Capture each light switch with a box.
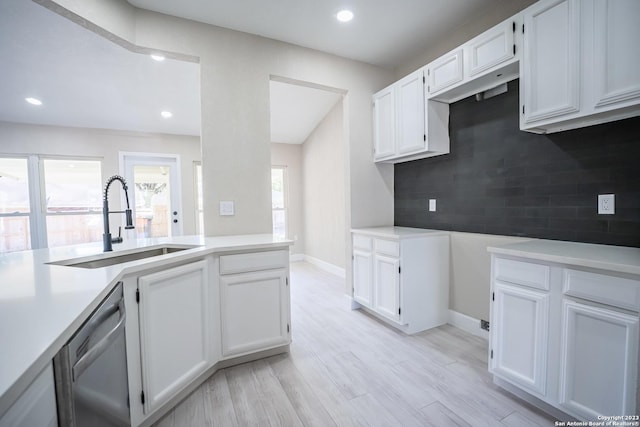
[219,201,235,216]
[429,199,436,212]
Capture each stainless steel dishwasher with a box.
[53,282,130,426]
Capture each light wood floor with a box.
[155,262,556,426]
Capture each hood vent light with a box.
[475,83,508,101]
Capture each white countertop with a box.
[352,226,449,239]
[488,239,640,276]
[0,234,291,415]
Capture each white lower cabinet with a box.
[0,363,57,427]
[491,282,549,396]
[352,249,373,307]
[219,268,290,357]
[218,250,291,358]
[351,227,449,334]
[124,247,291,426]
[137,259,212,414]
[490,253,640,420]
[559,299,639,419]
[373,254,401,322]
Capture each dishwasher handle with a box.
[73,299,126,381]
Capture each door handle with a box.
[72,299,126,381]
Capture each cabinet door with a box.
[374,254,401,322]
[396,70,426,155]
[353,249,373,307]
[373,86,395,159]
[138,260,211,413]
[220,269,290,357]
[491,282,549,396]
[522,0,580,124]
[428,49,463,94]
[592,0,640,109]
[559,299,639,419]
[466,21,515,78]
[0,363,57,427]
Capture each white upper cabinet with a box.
[396,71,426,155]
[372,86,395,160]
[591,0,640,110]
[521,0,580,126]
[521,0,640,133]
[466,20,516,78]
[428,16,521,104]
[372,69,450,163]
[428,49,463,95]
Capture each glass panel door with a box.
[122,154,182,239]
[133,165,172,238]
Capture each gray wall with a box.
[46,0,395,293]
[302,101,346,270]
[395,82,640,321]
[271,100,347,271]
[396,81,640,248]
[44,0,395,238]
[394,0,537,79]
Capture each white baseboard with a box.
[448,310,489,340]
[303,255,346,279]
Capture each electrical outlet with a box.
[429,199,436,212]
[598,194,615,215]
[219,201,235,216]
[480,319,490,331]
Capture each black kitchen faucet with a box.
[102,175,135,252]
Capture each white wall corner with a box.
[448,309,489,340]
[290,254,305,262]
[304,255,346,279]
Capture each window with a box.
[0,156,103,254]
[0,157,31,253]
[42,159,103,247]
[271,166,287,239]
[194,162,204,235]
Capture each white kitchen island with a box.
[0,234,292,426]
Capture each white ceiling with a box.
[0,0,201,136]
[127,0,510,69]
[0,0,518,142]
[270,81,342,144]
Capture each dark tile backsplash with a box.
[394,80,640,247]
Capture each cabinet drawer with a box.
[219,250,288,275]
[494,257,550,290]
[563,269,640,312]
[353,234,373,250]
[374,239,399,257]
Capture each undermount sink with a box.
[48,245,199,269]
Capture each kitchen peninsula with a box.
[0,234,292,426]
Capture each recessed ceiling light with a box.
[161,111,173,118]
[25,97,42,106]
[151,54,165,62]
[336,9,354,23]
